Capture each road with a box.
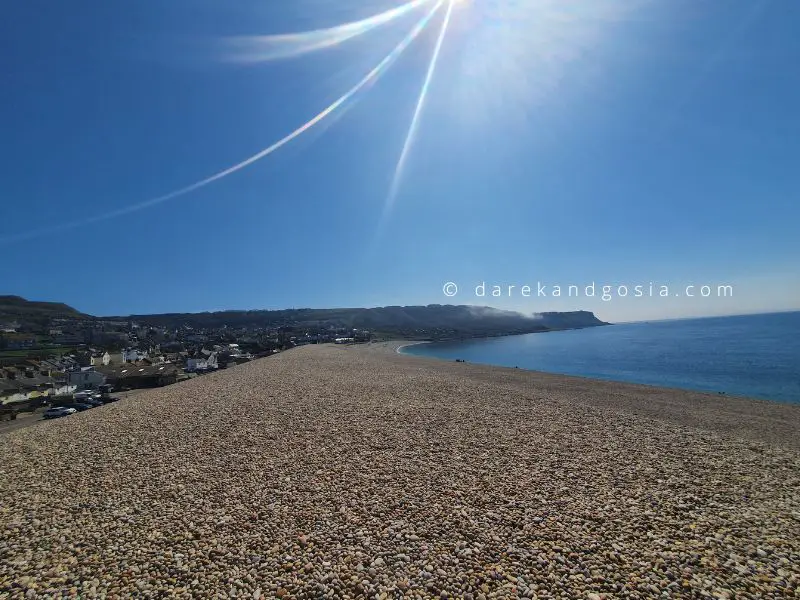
[0,407,47,436]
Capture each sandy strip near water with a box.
[1,343,798,598]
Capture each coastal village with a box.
[0,298,603,418]
[0,314,370,413]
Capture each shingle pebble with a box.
[1,343,799,599]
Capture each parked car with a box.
[70,403,94,412]
[82,398,104,408]
[43,407,76,419]
[98,384,119,403]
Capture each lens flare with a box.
[221,0,436,63]
[3,0,652,245]
[0,1,445,245]
[384,0,456,215]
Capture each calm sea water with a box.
[400,312,800,404]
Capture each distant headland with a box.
[1,296,607,342]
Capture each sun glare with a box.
[6,0,646,244]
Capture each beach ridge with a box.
[1,343,798,598]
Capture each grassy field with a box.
[0,347,76,361]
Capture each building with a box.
[53,333,86,345]
[4,337,36,350]
[0,380,25,404]
[35,356,79,375]
[122,348,147,363]
[186,352,218,372]
[0,367,62,402]
[1,321,20,333]
[90,352,112,367]
[67,367,107,390]
[98,363,179,390]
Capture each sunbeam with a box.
[383,0,456,216]
[221,0,436,63]
[0,1,445,245]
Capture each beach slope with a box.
[1,344,799,598]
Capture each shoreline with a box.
[377,337,798,407]
[393,340,430,354]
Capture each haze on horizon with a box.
[1,0,798,323]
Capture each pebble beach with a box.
[2,343,799,599]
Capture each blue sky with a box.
[1,0,798,322]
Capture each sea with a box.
[399,311,800,404]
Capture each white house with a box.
[90,352,112,367]
[53,383,77,396]
[67,367,107,390]
[186,352,218,372]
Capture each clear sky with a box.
[1,0,798,322]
